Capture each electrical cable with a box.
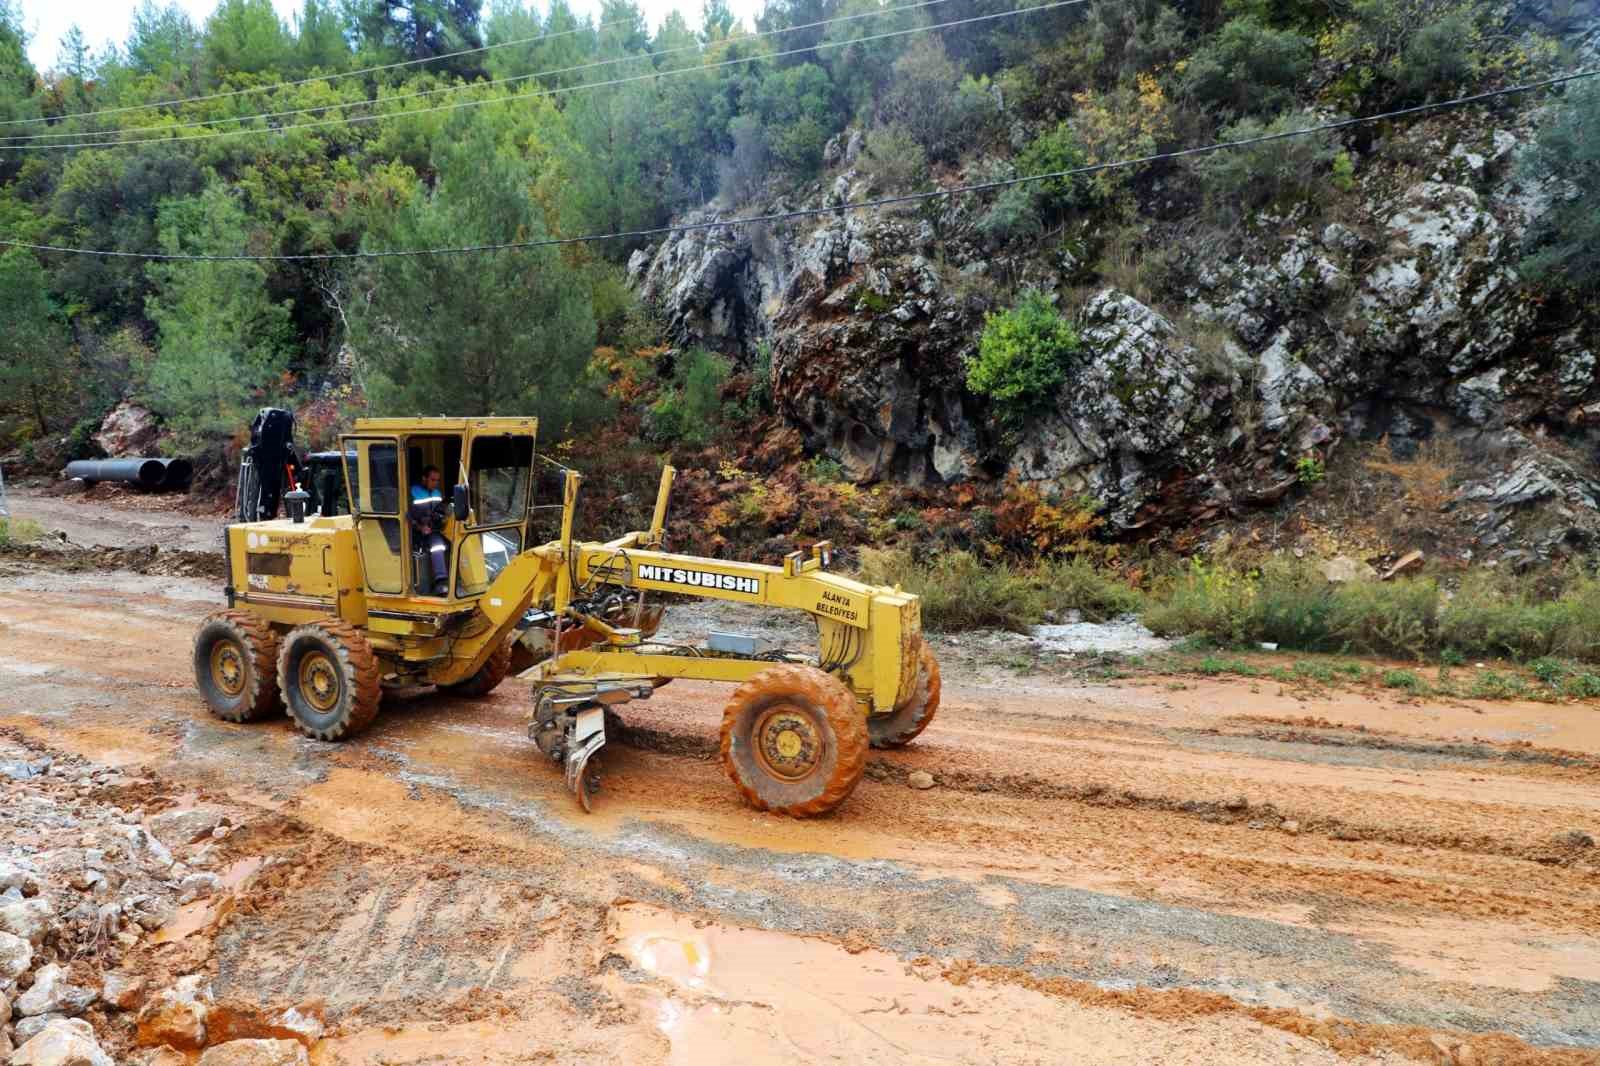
[0,0,807,128]
[5,65,1593,261]
[3,1,1088,151]
[0,0,997,145]
[1,0,1083,152]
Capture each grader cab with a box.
[194,416,939,817]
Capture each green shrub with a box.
[1016,122,1094,216]
[1520,80,1600,295]
[1563,673,1600,700]
[0,516,44,546]
[892,508,925,532]
[1143,558,1263,647]
[876,39,998,162]
[966,290,1081,431]
[977,184,1044,248]
[1295,456,1325,484]
[1037,557,1144,622]
[1469,669,1529,701]
[1382,669,1426,693]
[1197,656,1260,677]
[860,125,928,192]
[1193,110,1339,221]
[1437,572,1600,662]
[1181,16,1314,119]
[803,455,846,484]
[856,548,1043,632]
[647,348,730,447]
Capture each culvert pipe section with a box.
[65,458,189,490]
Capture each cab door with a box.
[454,431,536,597]
[340,436,408,595]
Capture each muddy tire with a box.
[719,664,867,817]
[277,620,381,741]
[193,610,280,723]
[867,639,941,749]
[444,638,513,699]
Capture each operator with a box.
[409,465,450,596]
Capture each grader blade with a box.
[564,705,607,813]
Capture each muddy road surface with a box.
[2,556,1599,1064]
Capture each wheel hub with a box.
[210,641,246,698]
[299,652,341,713]
[753,706,823,781]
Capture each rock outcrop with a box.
[630,110,1600,550]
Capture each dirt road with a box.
[3,556,1599,1064]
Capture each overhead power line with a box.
[1,1,1081,152]
[1,0,988,146]
[3,67,1593,262]
[0,4,725,128]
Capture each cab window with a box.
[469,436,533,527]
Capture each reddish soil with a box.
[2,546,1599,1063]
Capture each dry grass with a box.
[1362,435,1460,512]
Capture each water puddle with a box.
[150,856,265,944]
[605,903,1178,1066]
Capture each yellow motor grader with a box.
[193,416,939,816]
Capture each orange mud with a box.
[3,572,1600,1063]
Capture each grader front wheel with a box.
[867,638,941,749]
[193,611,280,722]
[277,621,381,741]
[719,664,867,818]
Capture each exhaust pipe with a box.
[66,457,191,490]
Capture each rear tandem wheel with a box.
[193,610,280,722]
[276,620,382,741]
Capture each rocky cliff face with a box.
[628,109,1600,557]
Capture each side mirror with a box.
[452,483,470,522]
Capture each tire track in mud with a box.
[6,573,1600,1057]
[612,710,1600,872]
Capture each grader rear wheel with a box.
[193,611,280,722]
[719,664,867,817]
[444,638,513,699]
[867,638,941,749]
[277,621,381,741]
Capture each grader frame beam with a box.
[477,468,921,714]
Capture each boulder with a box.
[0,929,32,983]
[1,987,10,1024]
[100,972,145,1011]
[1318,556,1376,584]
[0,860,37,895]
[13,1013,70,1044]
[9,1018,113,1066]
[16,964,96,1017]
[1382,550,1426,580]
[147,807,229,848]
[0,898,54,946]
[92,401,161,458]
[196,1039,310,1066]
[135,975,211,1050]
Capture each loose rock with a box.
[135,974,211,1050]
[9,1017,114,1066]
[907,771,936,790]
[100,972,145,1011]
[0,898,54,946]
[16,964,96,1017]
[1382,550,1425,581]
[196,1039,310,1066]
[0,929,32,983]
